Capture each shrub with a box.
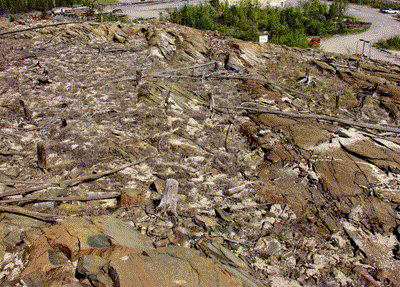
[374,36,400,50]
[168,0,349,48]
[273,30,310,48]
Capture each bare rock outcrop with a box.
[0,18,400,286]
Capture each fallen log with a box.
[216,105,400,134]
[0,21,83,36]
[0,156,154,199]
[0,206,57,222]
[0,192,120,205]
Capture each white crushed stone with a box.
[0,252,24,282]
[309,128,366,152]
[349,204,364,222]
[269,275,302,287]
[334,269,353,286]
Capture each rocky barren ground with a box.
[1,18,400,286]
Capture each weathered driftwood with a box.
[109,62,218,85]
[37,142,47,170]
[0,21,83,36]
[207,92,214,110]
[177,133,215,155]
[216,105,400,134]
[164,91,171,114]
[146,178,180,237]
[58,156,153,187]
[335,95,340,110]
[0,180,51,185]
[0,156,154,199]
[19,99,35,123]
[219,234,254,247]
[297,68,317,87]
[297,74,317,87]
[0,192,120,205]
[103,47,140,53]
[0,206,57,222]
[152,62,217,76]
[0,184,55,199]
[0,150,28,157]
[157,178,179,216]
[224,121,232,153]
[207,92,215,118]
[134,70,142,87]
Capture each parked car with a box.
[381,7,399,14]
[309,37,321,47]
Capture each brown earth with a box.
[0,18,400,286]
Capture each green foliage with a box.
[328,0,348,20]
[374,35,400,50]
[273,30,310,48]
[209,0,219,8]
[168,0,348,48]
[0,0,85,14]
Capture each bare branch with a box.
[0,206,57,222]
[0,156,154,199]
[216,105,400,134]
[0,192,120,205]
[0,21,83,37]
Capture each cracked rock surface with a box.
[0,18,400,286]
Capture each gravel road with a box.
[321,4,400,64]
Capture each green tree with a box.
[328,0,348,21]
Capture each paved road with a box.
[321,4,400,64]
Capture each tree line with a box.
[0,0,85,15]
[167,0,350,48]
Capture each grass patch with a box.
[343,24,370,35]
[339,16,371,35]
[95,12,128,22]
[374,35,400,50]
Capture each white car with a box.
[381,7,399,14]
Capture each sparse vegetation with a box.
[374,35,400,50]
[168,0,351,48]
[96,12,127,22]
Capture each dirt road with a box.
[321,4,400,64]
